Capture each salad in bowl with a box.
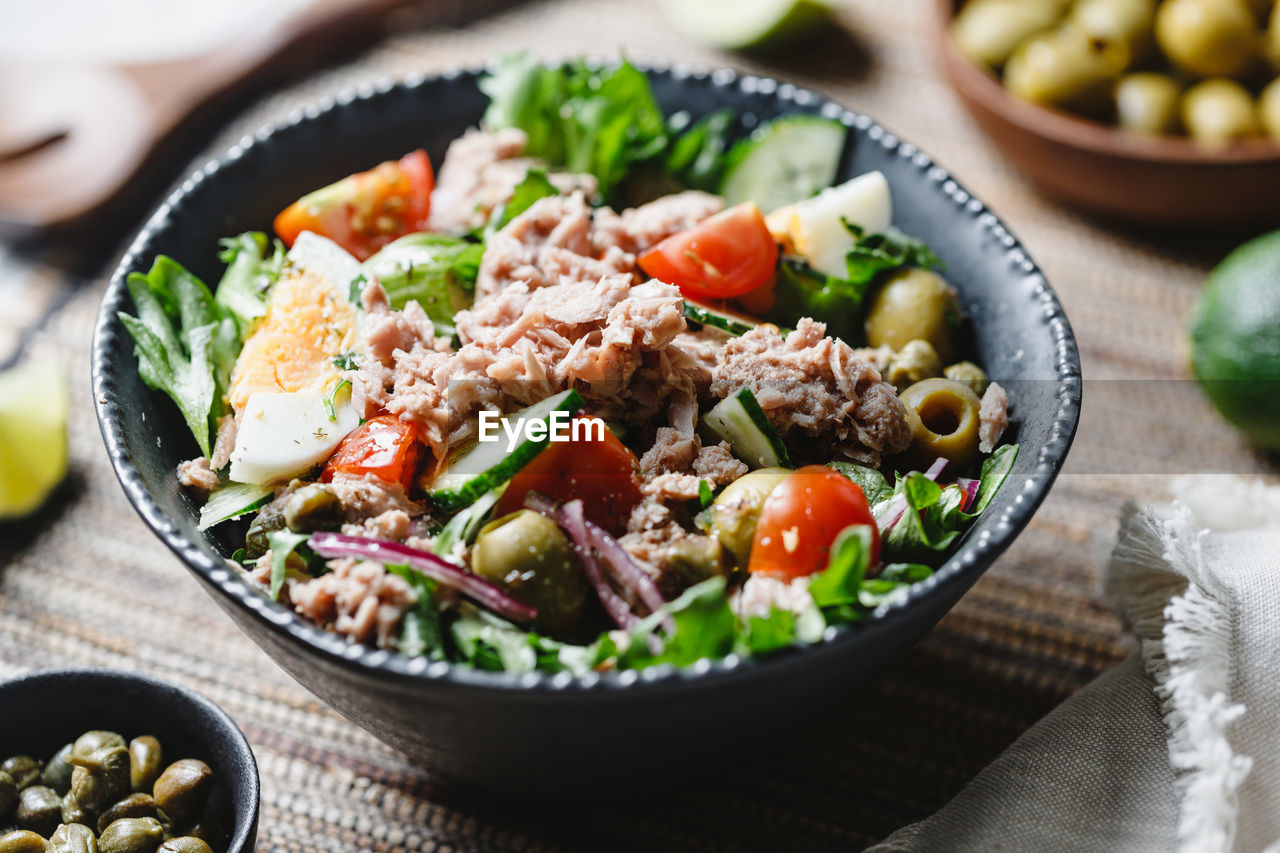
[117,56,1017,676]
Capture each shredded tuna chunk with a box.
[979,381,1009,454]
[290,557,417,648]
[210,415,237,470]
[326,473,421,523]
[711,318,911,466]
[594,190,724,255]
[177,457,219,494]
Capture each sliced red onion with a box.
[309,531,537,625]
[543,498,639,631]
[958,478,980,513]
[584,518,674,635]
[924,457,948,481]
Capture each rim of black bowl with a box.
[0,667,259,852]
[92,58,1082,695]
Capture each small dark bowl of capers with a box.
[0,669,258,853]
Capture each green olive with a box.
[897,379,984,472]
[705,468,791,568]
[1259,77,1280,137]
[70,746,130,813]
[1069,0,1156,65]
[127,738,163,795]
[1156,0,1258,78]
[72,733,125,763]
[0,770,16,818]
[1114,72,1182,134]
[245,497,286,557]
[158,840,212,853]
[97,794,159,835]
[41,745,75,796]
[884,339,943,391]
[1181,78,1261,143]
[49,822,98,853]
[865,268,963,363]
[472,510,587,635]
[16,784,62,837]
[2,756,41,790]
[284,483,342,533]
[1003,24,1123,116]
[663,535,728,587]
[61,791,89,826]
[943,361,990,396]
[98,818,164,853]
[951,0,1068,68]
[0,830,49,853]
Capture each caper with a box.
[1155,0,1258,78]
[70,747,130,813]
[61,791,89,826]
[1069,0,1155,65]
[865,268,963,364]
[705,468,791,568]
[150,761,211,824]
[2,756,41,790]
[951,0,1068,68]
[1259,77,1280,138]
[157,839,212,853]
[1114,72,1181,134]
[245,497,287,557]
[71,733,125,763]
[1181,78,1261,144]
[1003,24,1124,117]
[127,739,163,795]
[663,535,728,587]
[943,361,991,396]
[0,830,49,853]
[897,378,984,472]
[16,784,61,837]
[49,822,98,853]
[0,770,16,819]
[284,483,342,532]
[98,818,163,853]
[97,794,158,835]
[182,818,225,851]
[41,745,75,796]
[885,339,943,391]
[471,511,588,635]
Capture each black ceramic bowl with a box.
[93,61,1081,789]
[0,668,259,849]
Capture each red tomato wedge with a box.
[495,420,642,536]
[749,465,880,580]
[637,202,779,300]
[273,149,434,261]
[322,415,424,492]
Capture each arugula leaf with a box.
[828,461,893,505]
[215,232,284,336]
[665,108,733,192]
[620,577,736,669]
[384,563,445,660]
[362,233,483,337]
[267,530,311,602]
[961,443,1019,520]
[118,256,238,456]
[843,221,944,286]
[808,525,875,608]
[487,169,560,234]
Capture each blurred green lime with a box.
[659,0,839,51]
[0,361,68,519]
[1191,229,1280,450]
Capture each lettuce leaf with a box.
[215,231,284,336]
[362,233,483,337]
[619,577,736,669]
[384,563,445,660]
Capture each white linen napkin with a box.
[871,475,1280,853]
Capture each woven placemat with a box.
[2,0,1276,849]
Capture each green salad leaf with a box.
[215,232,284,336]
[450,602,599,675]
[619,577,737,669]
[266,530,311,602]
[486,169,560,235]
[961,443,1019,520]
[738,607,797,655]
[362,233,484,337]
[842,221,944,286]
[384,563,445,660]
[664,108,733,192]
[828,461,893,505]
[118,256,239,457]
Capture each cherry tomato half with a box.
[495,419,642,536]
[274,149,434,261]
[322,415,424,492]
[749,465,880,580]
[637,202,779,300]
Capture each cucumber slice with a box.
[198,481,273,531]
[429,389,583,512]
[659,0,836,51]
[721,115,846,214]
[683,300,758,336]
[703,388,791,469]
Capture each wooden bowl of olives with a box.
[0,669,258,852]
[936,0,1280,225]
